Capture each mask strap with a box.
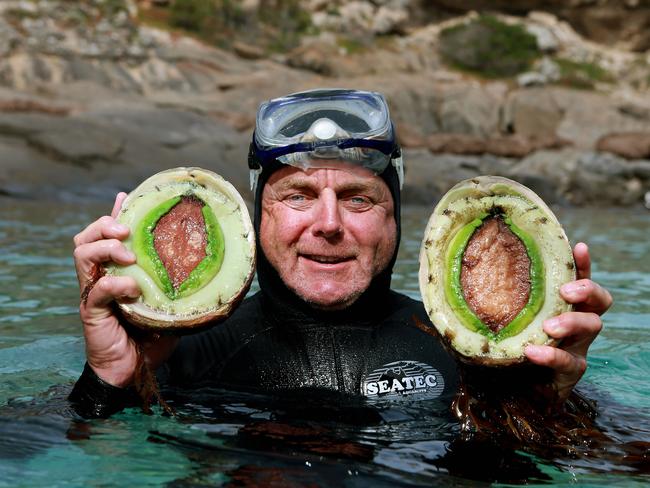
[391,154,404,189]
[250,167,262,193]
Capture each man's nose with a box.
[313,190,342,238]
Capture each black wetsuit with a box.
[69,163,459,417]
[164,290,458,397]
[69,288,459,418]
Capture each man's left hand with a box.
[525,242,613,402]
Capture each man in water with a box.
[69,89,612,417]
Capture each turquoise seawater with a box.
[0,198,648,487]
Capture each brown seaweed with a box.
[452,360,650,474]
[413,315,649,474]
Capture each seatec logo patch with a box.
[361,360,445,400]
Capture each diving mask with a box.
[248,89,403,192]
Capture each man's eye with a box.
[345,196,372,208]
[283,193,311,207]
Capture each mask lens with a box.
[278,109,372,137]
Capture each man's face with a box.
[260,164,397,310]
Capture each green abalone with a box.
[106,167,255,331]
[418,176,575,365]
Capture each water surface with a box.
[0,198,648,486]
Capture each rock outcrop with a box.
[417,0,650,52]
[0,0,648,207]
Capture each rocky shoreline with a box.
[0,1,649,208]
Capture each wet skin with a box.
[260,165,397,311]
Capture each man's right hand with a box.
[73,193,178,387]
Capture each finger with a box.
[543,311,603,340]
[111,192,128,219]
[525,344,587,401]
[525,345,586,377]
[560,279,613,314]
[73,239,136,286]
[573,242,591,280]
[83,275,141,313]
[543,311,602,357]
[73,215,129,247]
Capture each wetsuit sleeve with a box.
[68,363,140,418]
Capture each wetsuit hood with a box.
[253,161,402,324]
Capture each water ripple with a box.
[0,201,648,487]
[0,253,73,267]
[0,299,42,309]
[0,336,83,376]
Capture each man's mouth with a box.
[300,253,354,264]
